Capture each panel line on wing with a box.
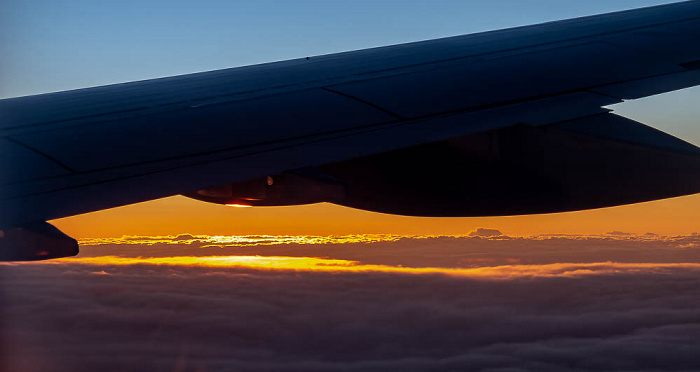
[350,15,700,77]
[7,90,617,177]
[2,11,698,133]
[2,137,75,173]
[0,91,617,202]
[321,87,404,120]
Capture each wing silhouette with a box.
[1,1,700,259]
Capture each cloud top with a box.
[4,259,700,372]
[73,233,700,269]
[15,256,700,280]
[4,233,700,371]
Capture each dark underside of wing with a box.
[1,1,700,259]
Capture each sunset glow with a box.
[5,2,700,372]
[9,230,700,276]
[10,256,700,279]
[51,193,700,239]
[77,234,407,246]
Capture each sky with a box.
[2,2,700,371]
[1,0,698,238]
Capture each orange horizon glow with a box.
[72,231,696,248]
[51,193,700,239]
[76,233,409,246]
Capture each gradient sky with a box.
[3,3,700,369]
[1,0,698,237]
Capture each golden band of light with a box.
[29,256,700,279]
[77,234,410,246]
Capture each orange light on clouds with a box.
[226,204,253,208]
[19,256,700,279]
[77,234,405,246]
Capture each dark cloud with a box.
[3,259,700,372]
[173,234,199,241]
[469,228,504,237]
[606,231,633,236]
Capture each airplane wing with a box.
[1,1,700,260]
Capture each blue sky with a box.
[0,0,688,93]
[1,0,698,144]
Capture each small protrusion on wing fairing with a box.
[184,114,700,217]
[183,168,347,208]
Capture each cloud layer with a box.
[3,255,700,372]
[76,233,700,268]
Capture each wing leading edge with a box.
[1,1,700,259]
